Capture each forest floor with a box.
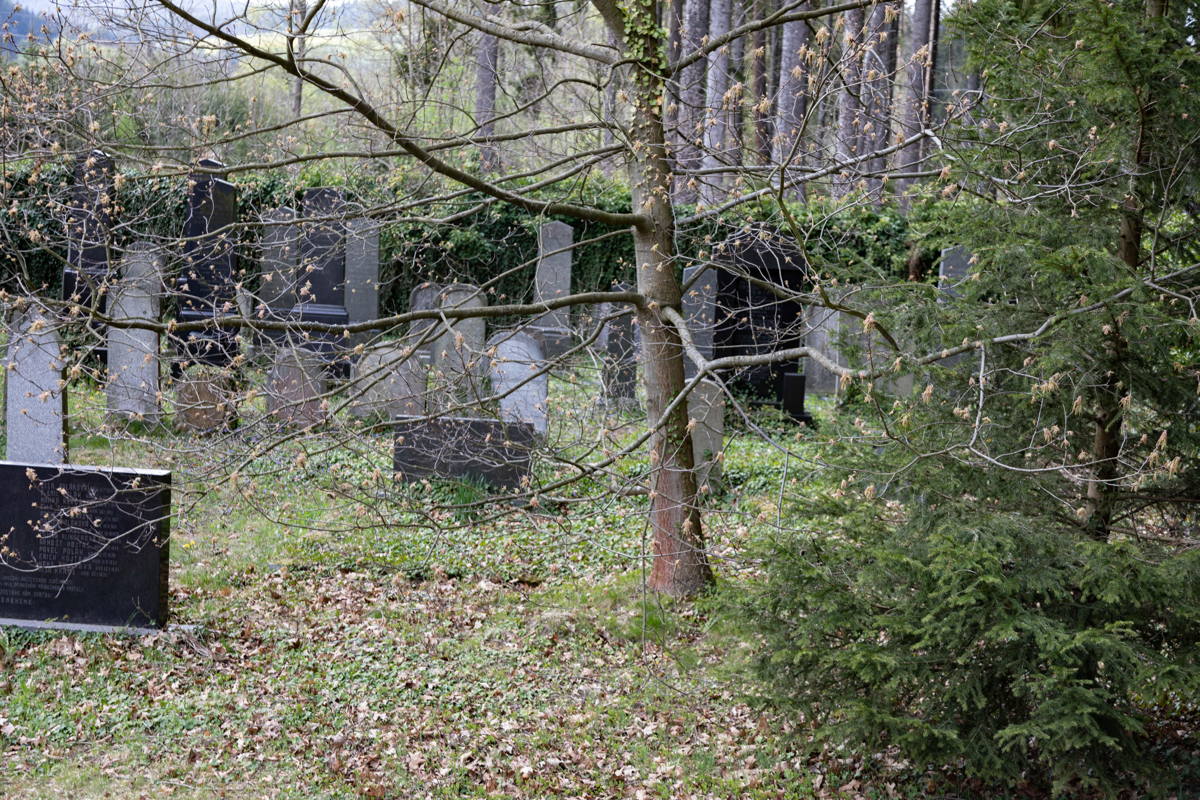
[0,393,939,800]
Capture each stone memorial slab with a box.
[62,150,114,311]
[488,330,547,435]
[267,347,327,426]
[781,371,815,426]
[803,305,844,396]
[6,307,67,464]
[687,380,725,491]
[682,266,716,381]
[393,416,536,490]
[530,221,573,357]
[174,371,237,433]
[602,287,637,409]
[350,344,427,419]
[939,246,971,301]
[345,218,381,346]
[258,206,299,322]
[107,244,162,424]
[408,282,441,365]
[292,188,350,364]
[0,461,171,631]
[433,283,487,407]
[176,158,239,366]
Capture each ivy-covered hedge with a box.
[0,158,915,319]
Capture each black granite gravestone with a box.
[0,461,171,631]
[62,150,115,310]
[713,228,813,424]
[62,150,115,360]
[393,416,536,490]
[176,158,239,366]
[291,188,350,364]
[780,371,815,426]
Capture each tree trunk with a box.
[290,0,307,117]
[751,0,773,163]
[699,0,732,207]
[832,5,866,198]
[726,9,745,171]
[665,0,685,163]
[895,0,938,203]
[474,1,500,173]
[625,0,715,596]
[772,16,810,195]
[863,2,899,201]
[676,0,710,204]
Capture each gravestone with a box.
[258,206,299,327]
[939,246,971,301]
[292,188,350,363]
[602,285,637,409]
[530,221,574,357]
[432,283,487,407]
[176,158,239,366]
[687,380,724,491]
[393,416,537,489]
[804,305,844,396]
[267,347,327,426]
[174,371,237,433]
[6,306,67,464]
[407,282,441,365]
[682,266,716,381]
[488,330,547,435]
[0,461,170,632]
[106,244,162,424]
[781,372,815,425]
[345,218,381,347]
[62,150,114,311]
[62,150,115,360]
[349,344,427,419]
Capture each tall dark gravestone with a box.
[176,158,239,366]
[292,188,350,363]
[712,228,814,424]
[0,462,171,631]
[63,150,115,359]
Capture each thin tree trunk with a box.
[751,0,773,163]
[474,1,500,173]
[290,0,307,117]
[772,16,810,195]
[666,0,685,165]
[896,0,939,203]
[833,5,866,198]
[676,0,710,205]
[699,0,732,206]
[863,2,899,201]
[625,0,714,596]
[726,9,746,171]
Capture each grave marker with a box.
[0,461,171,632]
[350,344,427,419]
[488,330,547,435]
[530,221,574,356]
[433,283,487,407]
[393,416,536,489]
[107,244,162,424]
[267,347,327,426]
[6,306,67,464]
[176,158,239,366]
[687,380,725,491]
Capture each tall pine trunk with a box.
[832,6,866,198]
[699,0,732,207]
[772,15,810,196]
[676,0,710,204]
[895,0,938,202]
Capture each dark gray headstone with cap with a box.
[63,150,114,310]
[292,188,350,364]
[176,158,239,366]
[258,206,299,322]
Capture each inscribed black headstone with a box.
[0,461,171,631]
[393,416,536,490]
[176,158,239,366]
